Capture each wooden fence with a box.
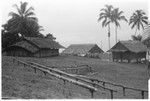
[12,58,117,99]
[74,75,148,99]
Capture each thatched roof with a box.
[108,40,147,53]
[62,44,104,54]
[4,37,65,53]
[12,40,38,53]
[24,37,65,49]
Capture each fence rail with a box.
[12,58,148,99]
[12,58,117,98]
[74,74,148,99]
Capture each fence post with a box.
[123,87,126,96]
[110,90,113,99]
[103,82,105,90]
[43,71,46,76]
[89,89,94,98]
[34,67,36,73]
[141,91,144,99]
[63,79,66,85]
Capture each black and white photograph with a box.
[1,0,150,99]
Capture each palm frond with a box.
[13,4,22,15]
[142,19,148,25]
[105,20,111,27]
[8,12,20,18]
[140,21,144,29]
[20,2,28,13]
[25,12,35,17]
[119,16,128,22]
[25,7,34,14]
[102,18,107,27]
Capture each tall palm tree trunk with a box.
[135,27,138,35]
[115,26,118,44]
[108,24,111,61]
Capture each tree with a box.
[4,1,43,36]
[98,5,114,51]
[129,10,148,35]
[112,8,127,44]
[2,2,44,48]
[45,33,56,41]
[131,35,142,41]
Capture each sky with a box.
[1,0,150,51]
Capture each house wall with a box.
[4,47,59,58]
[34,49,59,57]
[4,47,33,57]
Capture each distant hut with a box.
[62,44,104,57]
[3,37,64,57]
[108,40,147,63]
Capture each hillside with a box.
[2,56,149,99]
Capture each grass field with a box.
[2,56,149,99]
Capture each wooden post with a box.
[34,67,36,73]
[110,90,113,99]
[43,71,46,76]
[89,89,94,98]
[141,91,144,99]
[63,79,66,85]
[123,87,125,96]
[103,82,105,90]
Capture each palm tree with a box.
[6,1,42,36]
[112,8,127,44]
[98,5,114,51]
[129,10,148,35]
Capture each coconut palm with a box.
[112,8,127,44]
[6,1,42,36]
[98,5,114,51]
[129,10,148,35]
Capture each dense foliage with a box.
[2,2,44,48]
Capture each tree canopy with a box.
[129,10,148,35]
[2,1,44,48]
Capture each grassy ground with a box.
[2,56,149,99]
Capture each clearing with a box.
[2,56,149,99]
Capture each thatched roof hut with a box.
[108,40,147,63]
[3,37,64,57]
[62,44,104,57]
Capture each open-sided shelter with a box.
[108,40,147,63]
